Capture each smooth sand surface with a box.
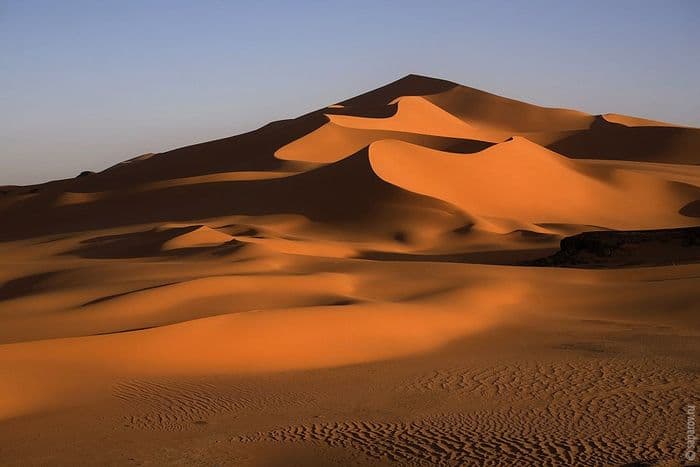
[0,74,698,466]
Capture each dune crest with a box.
[326,96,499,140]
[601,113,679,127]
[424,84,595,133]
[368,137,700,232]
[159,225,234,250]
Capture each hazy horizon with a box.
[2,0,699,185]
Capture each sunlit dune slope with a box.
[368,137,700,232]
[274,120,493,164]
[326,96,502,139]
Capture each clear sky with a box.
[2,0,699,185]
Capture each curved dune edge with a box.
[159,225,233,250]
[424,85,595,133]
[543,115,700,165]
[0,281,527,420]
[601,113,678,127]
[274,120,498,164]
[327,96,498,139]
[367,137,700,233]
[53,172,300,207]
[63,224,237,258]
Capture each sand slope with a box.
[424,84,595,133]
[369,137,700,232]
[326,96,503,140]
[545,115,700,164]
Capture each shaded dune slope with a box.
[0,148,466,241]
[424,85,595,133]
[545,115,700,165]
[334,74,458,109]
[75,113,328,190]
[68,225,236,259]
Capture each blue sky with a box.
[2,0,699,184]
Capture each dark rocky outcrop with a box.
[527,226,700,268]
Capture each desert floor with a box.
[1,242,698,465]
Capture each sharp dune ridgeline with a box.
[1,74,699,466]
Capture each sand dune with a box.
[326,96,505,140]
[369,137,700,232]
[0,147,469,243]
[274,119,494,163]
[424,83,595,133]
[67,224,237,258]
[334,73,457,108]
[1,74,699,466]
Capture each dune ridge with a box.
[369,137,700,232]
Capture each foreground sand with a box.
[0,75,698,465]
[1,245,698,465]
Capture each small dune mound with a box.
[159,225,234,251]
[70,225,235,258]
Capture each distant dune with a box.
[1,74,698,466]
